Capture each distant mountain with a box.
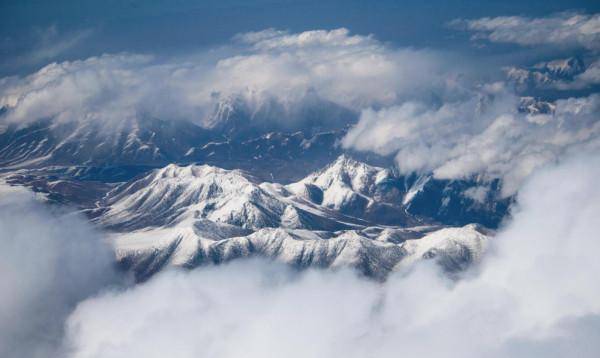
[0,117,210,168]
[205,92,357,139]
[505,57,586,92]
[532,57,586,78]
[518,97,556,115]
[401,174,511,229]
[0,115,347,183]
[184,130,345,183]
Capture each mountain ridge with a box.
[92,158,496,280]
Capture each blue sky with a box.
[1,0,598,76]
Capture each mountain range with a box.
[86,156,498,280]
[0,109,513,280]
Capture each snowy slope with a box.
[289,154,394,209]
[95,158,493,280]
[288,155,419,225]
[0,117,209,168]
[112,223,489,281]
[97,164,286,230]
[95,163,368,231]
[396,224,489,272]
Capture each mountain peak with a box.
[286,155,397,216]
[154,163,248,181]
[331,153,368,167]
[533,56,585,77]
[303,154,389,190]
[97,163,281,230]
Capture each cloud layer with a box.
[452,12,600,50]
[0,28,452,129]
[62,153,600,358]
[342,88,600,195]
[0,185,120,358]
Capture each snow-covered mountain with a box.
[90,158,496,280]
[0,108,512,280]
[0,115,347,183]
[0,101,515,225]
[518,97,556,115]
[532,57,586,78]
[205,92,356,139]
[505,57,586,92]
[288,155,417,225]
[184,130,345,182]
[113,220,489,281]
[94,163,365,231]
[0,117,210,169]
[94,156,509,231]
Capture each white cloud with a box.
[452,12,600,50]
[0,28,452,129]
[0,185,120,358]
[0,25,93,75]
[62,153,600,358]
[463,186,489,203]
[235,28,375,49]
[342,90,600,195]
[26,26,93,66]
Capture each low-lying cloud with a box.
[343,88,600,195]
[60,153,600,358]
[0,185,121,358]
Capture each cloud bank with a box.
[0,185,120,358]
[452,12,600,50]
[62,153,600,358]
[342,88,600,195]
[0,28,453,129]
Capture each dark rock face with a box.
[403,176,512,229]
